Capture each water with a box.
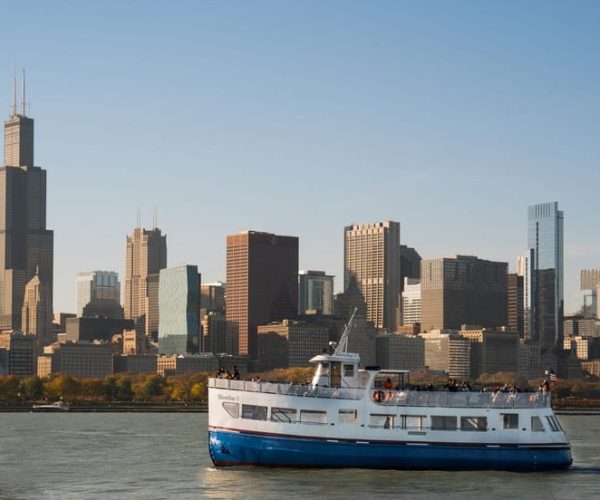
[0,413,599,499]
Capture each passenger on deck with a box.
[383,377,393,390]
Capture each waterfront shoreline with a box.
[0,404,208,413]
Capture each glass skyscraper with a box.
[527,202,564,350]
[158,265,200,354]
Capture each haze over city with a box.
[1,1,599,314]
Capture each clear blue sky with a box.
[1,1,599,314]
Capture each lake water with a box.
[0,413,599,499]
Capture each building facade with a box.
[344,221,400,331]
[298,270,334,315]
[376,333,424,371]
[0,91,53,330]
[21,272,52,342]
[226,231,298,356]
[507,273,524,337]
[124,226,167,339]
[200,282,226,314]
[76,271,120,317]
[420,255,508,332]
[401,277,421,327]
[527,202,564,351]
[158,265,200,355]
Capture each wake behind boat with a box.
[208,313,572,471]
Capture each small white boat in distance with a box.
[208,311,572,471]
[32,401,69,412]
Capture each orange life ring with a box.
[372,390,385,403]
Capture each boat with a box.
[32,401,70,412]
[208,313,572,470]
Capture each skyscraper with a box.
[298,270,334,315]
[0,78,53,330]
[527,202,564,350]
[226,231,298,356]
[124,226,167,339]
[21,271,51,342]
[76,271,121,317]
[420,255,508,331]
[344,221,400,331]
[507,273,524,337]
[158,265,200,354]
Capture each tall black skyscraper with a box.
[0,75,54,329]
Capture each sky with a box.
[0,1,599,314]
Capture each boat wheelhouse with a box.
[208,317,572,470]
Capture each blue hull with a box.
[208,429,572,471]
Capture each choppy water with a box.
[0,413,599,499]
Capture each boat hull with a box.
[208,429,572,471]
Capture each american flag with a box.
[549,369,558,383]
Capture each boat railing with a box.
[209,378,550,408]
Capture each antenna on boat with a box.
[334,307,357,355]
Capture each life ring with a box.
[372,390,385,403]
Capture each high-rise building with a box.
[579,269,600,318]
[420,255,508,331]
[202,311,227,354]
[401,277,421,327]
[226,231,298,356]
[158,265,200,355]
[298,270,334,315]
[124,226,167,339]
[376,333,424,371]
[76,271,120,317]
[200,282,226,314]
[344,221,400,331]
[0,80,53,330]
[527,202,564,350]
[580,269,600,291]
[400,245,421,282]
[507,273,524,337]
[421,330,471,379]
[21,271,52,342]
[459,326,519,378]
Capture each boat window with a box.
[552,416,563,432]
[339,409,357,424]
[460,417,487,432]
[343,364,355,377]
[241,404,267,421]
[402,415,425,430]
[370,414,395,429]
[222,402,239,418]
[502,413,519,429]
[374,373,402,390]
[531,416,545,432]
[545,416,560,432]
[431,416,457,431]
[271,407,296,423]
[300,410,327,425]
[331,362,342,388]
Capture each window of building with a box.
[431,416,457,431]
[339,409,357,424]
[460,417,487,432]
[271,407,296,423]
[370,414,394,429]
[222,402,239,418]
[531,416,545,432]
[502,413,519,429]
[241,404,267,421]
[300,410,327,424]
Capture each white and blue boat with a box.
[208,319,572,471]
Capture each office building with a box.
[346,317,377,367]
[21,271,52,342]
[124,226,167,339]
[401,277,421,327]
[0,331,36,376]
[226,231,298,356]
[579,269,600,318]
[421,255,508,331]
[334,277,367,322]
[421,330,471,379]
[39,342,113,378]
[459,326,519,378]
[298,270,334,315]
[527,202,564,350]
[200,282,226,314]
[76,271,120,317]
[0,80,54,330]
[201,311,227,354]
[344,221,400,331]
[158,265,200,355]
[64,317,134,343]
[376,333,424,371]
[507,273,524,337]
[257,320,331,370]
[114,354,158,374]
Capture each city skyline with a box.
[1,2,599,315]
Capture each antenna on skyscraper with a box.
[152,206,157,230]
[11,66,17,116]
[21,68,27,116]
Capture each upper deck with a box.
[208,378,550,410]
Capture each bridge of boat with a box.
[209,378,550,409]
